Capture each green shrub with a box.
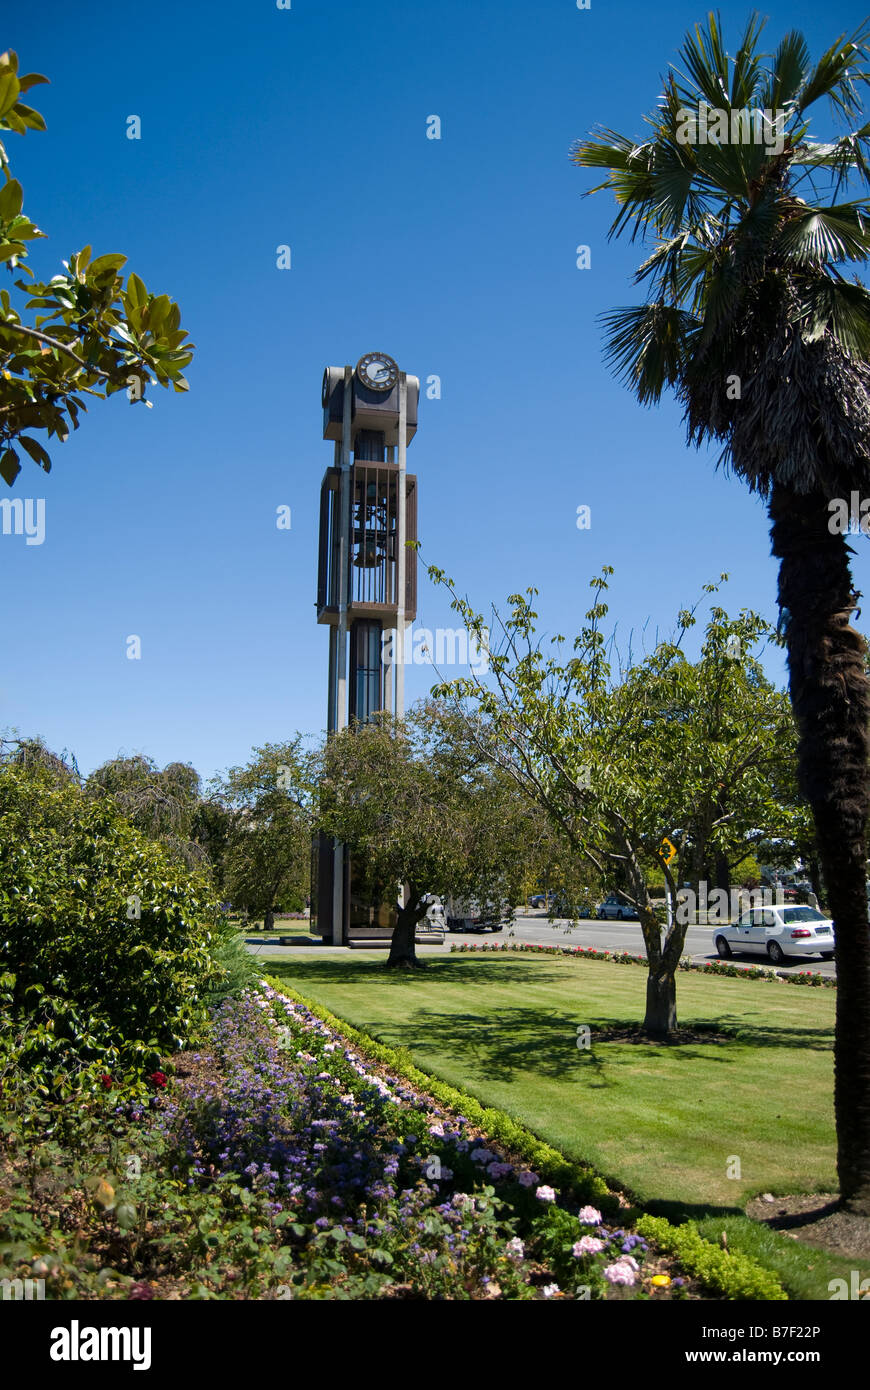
[0,763,225,1096]
[635,1216,788,1301]
[204,914,262,1005]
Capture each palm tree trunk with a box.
[770,483,870,1214]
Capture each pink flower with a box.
[577,1205,602,1225]
[604,1260,637,1286]
[535,1185,557,1203]
[573,1236,604,1256]
[505,1237,525,1260]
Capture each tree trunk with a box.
[637,898,680,1038]
[645,966,678,1039]
[263,907,275,933]
[386,901,424,969]
[808,855,825,912]
[770,484,870,1214]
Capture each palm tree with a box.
[572,11,870,1214]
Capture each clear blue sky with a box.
[2,0,868,781]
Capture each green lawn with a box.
[266,952,835,1211]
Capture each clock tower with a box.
[313,354,420,944]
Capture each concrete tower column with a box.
[395,373,407,716]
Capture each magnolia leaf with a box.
[0,447,20,485]
[19,435,50,470]
[89,252,127,277]
[0,177,23,219]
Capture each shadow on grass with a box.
[267,957,831,1064]
[268,961,828,1089]
[269,993,830,1092]
[266,956,568,989]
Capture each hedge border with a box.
[636,1217,788,1302]
[264,974,788,1302]
[449,941,836,988]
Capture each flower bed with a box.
[151,983,686,1299]
[449,940,835,987]
[0,980,788,1301]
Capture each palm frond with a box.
[730,11,768,108]
[570,128,637,172]
[730,190,783,279]
[776,202,870,266]
[634,232,691,287]
[695,255,743,337]
[798,277,870,356]
[600,303,697,403]
[763,30,811,111]
[690,129,767,200]
[792,125,870,192]
[797,21,870,121]
[676,12,731,112]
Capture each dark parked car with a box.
[596,894,639,920]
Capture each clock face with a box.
[356,352,398,393]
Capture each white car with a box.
[714,905,835,964]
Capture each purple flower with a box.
[573,1236,604,1256]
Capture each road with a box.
[445,911,837,978]
[247,909,837,978]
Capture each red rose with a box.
[100,1074,113,1089]
[149,1071,167,1089]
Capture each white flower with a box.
[505,1237,525,1260]
[535,1185,557,1203]
[577,1205,602,1225]
[541,1283,560,1298]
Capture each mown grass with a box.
[265,951,870,1299]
